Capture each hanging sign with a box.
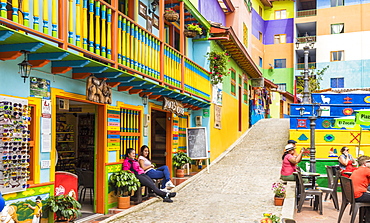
[334,116,356,129]
[355,110,370,125]
[251,78,264,87]
[162,97,184,116]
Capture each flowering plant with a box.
[186,23,203,35]
[260,213,280,223]
[272,182,285,198]
[206,50,230,85]
[165,8,176,13]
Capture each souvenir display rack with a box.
[77,114,94,170]
[0,96,30,194]
[56,114,75,172]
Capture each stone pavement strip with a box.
[102,118,290,223]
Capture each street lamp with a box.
[307,103,322,173]
[296,33,315,104]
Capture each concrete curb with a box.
[281,181,296,220]
[100,122,259,223]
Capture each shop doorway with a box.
[55,98,96,215]
[150,110,167,167]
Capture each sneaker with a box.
[160,188,171,193]
[165,180,176,189]
[162,195,173,203]
[169,192,176,198]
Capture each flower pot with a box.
[274,196,284,206]
[184,29,197,38]
[164,12,179,22]
[118,196,130,209]
[176,169,185,178]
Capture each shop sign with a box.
[162,97,184,116]
[334,117,356,129]
[355,110,370,125]
[86,76,112,104]
[251,78,264,87]
[203,109,210,118]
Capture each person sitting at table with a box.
[280,145,304,181]
[350,155,370,203]
[138,145,176,192]
[338,147,357,175]
[123,148,176,203]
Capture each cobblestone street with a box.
[102,118,290,223]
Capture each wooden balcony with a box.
[0,0,211,108]
[297,9,317,18]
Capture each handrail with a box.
[296,9,317,18]
[0,0,211,102]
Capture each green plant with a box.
[260,213,280,223]
[206,50,230,85]
[109,170,141,197]
[296,65,329,94]
[45,195,81,222]
[186,23,203,35]
[172,152,192,169]
[271,182,286,198]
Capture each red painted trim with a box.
[29,60,50,68]
[149,95,161,100]
[0,51,22,61]
[105,162,122,166]
[29,181,54,188]
[128,89,143,94]
[106,82,120,88]
[52,67,72,74]
[117,86,133,91]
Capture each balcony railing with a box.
[296,62,316,70]
[0,0,211,102]
[297,9,317,18]
[296,35,316,43]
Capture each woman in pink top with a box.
[138,145,175,192]
[280,144,304,181]
[123,148,176,203]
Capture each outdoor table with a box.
[301,172,320,189]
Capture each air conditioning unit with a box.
[143,114,150,127]
[195,116,202,127]
[58,99,69,111]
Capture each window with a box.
[331,51,344,61]
[331,23,344,34]
[243,74,249,103]
[230,68,236,96]
[259,32,263,42]
[274,59,286,68]
[277,83,286,92]
[243,23,248,47]
[259,6,263,17]
[274,34,286,44]
[244,0,252,12]
[275,10,286,19]
[331,0,344,7]
[331,78,344,88]
[259,57,262,67]
[120,107,142,159]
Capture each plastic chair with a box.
[326,165,341,200]
[317,168,340,210]
[296,172,323,215]
[281,218,296,223]
[337,176,370,223]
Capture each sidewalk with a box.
[294,192,351,223]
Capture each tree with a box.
[296,65,329,94]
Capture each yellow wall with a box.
[264,0,294,20]
[270,92,281,118]
[290,129,370,159]
[209,93,249,161]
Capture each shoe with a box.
[169,192,176,198]
[160,188,170,193]
[162,195,173,203]
[165,180,176,189]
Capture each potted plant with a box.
[164,8,179,22]
[172,152,192,178]
[271,182,286,206]
[206,50,230,85]
[45,195,81,222]
[260,213,280,223]
[108,170,141,209]
[184,23,203,38]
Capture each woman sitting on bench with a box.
[123,148,176,203]
[138,145,176,192]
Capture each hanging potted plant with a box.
[164,8,179,22]
[172,152,192,178]
[271,182,286,206]
[206,50,230,85]
[45,194,81,222]
[109,170,141,209]
[184,23,203,38]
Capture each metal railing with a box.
[296,62,316,70]
[297,9,317,18]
